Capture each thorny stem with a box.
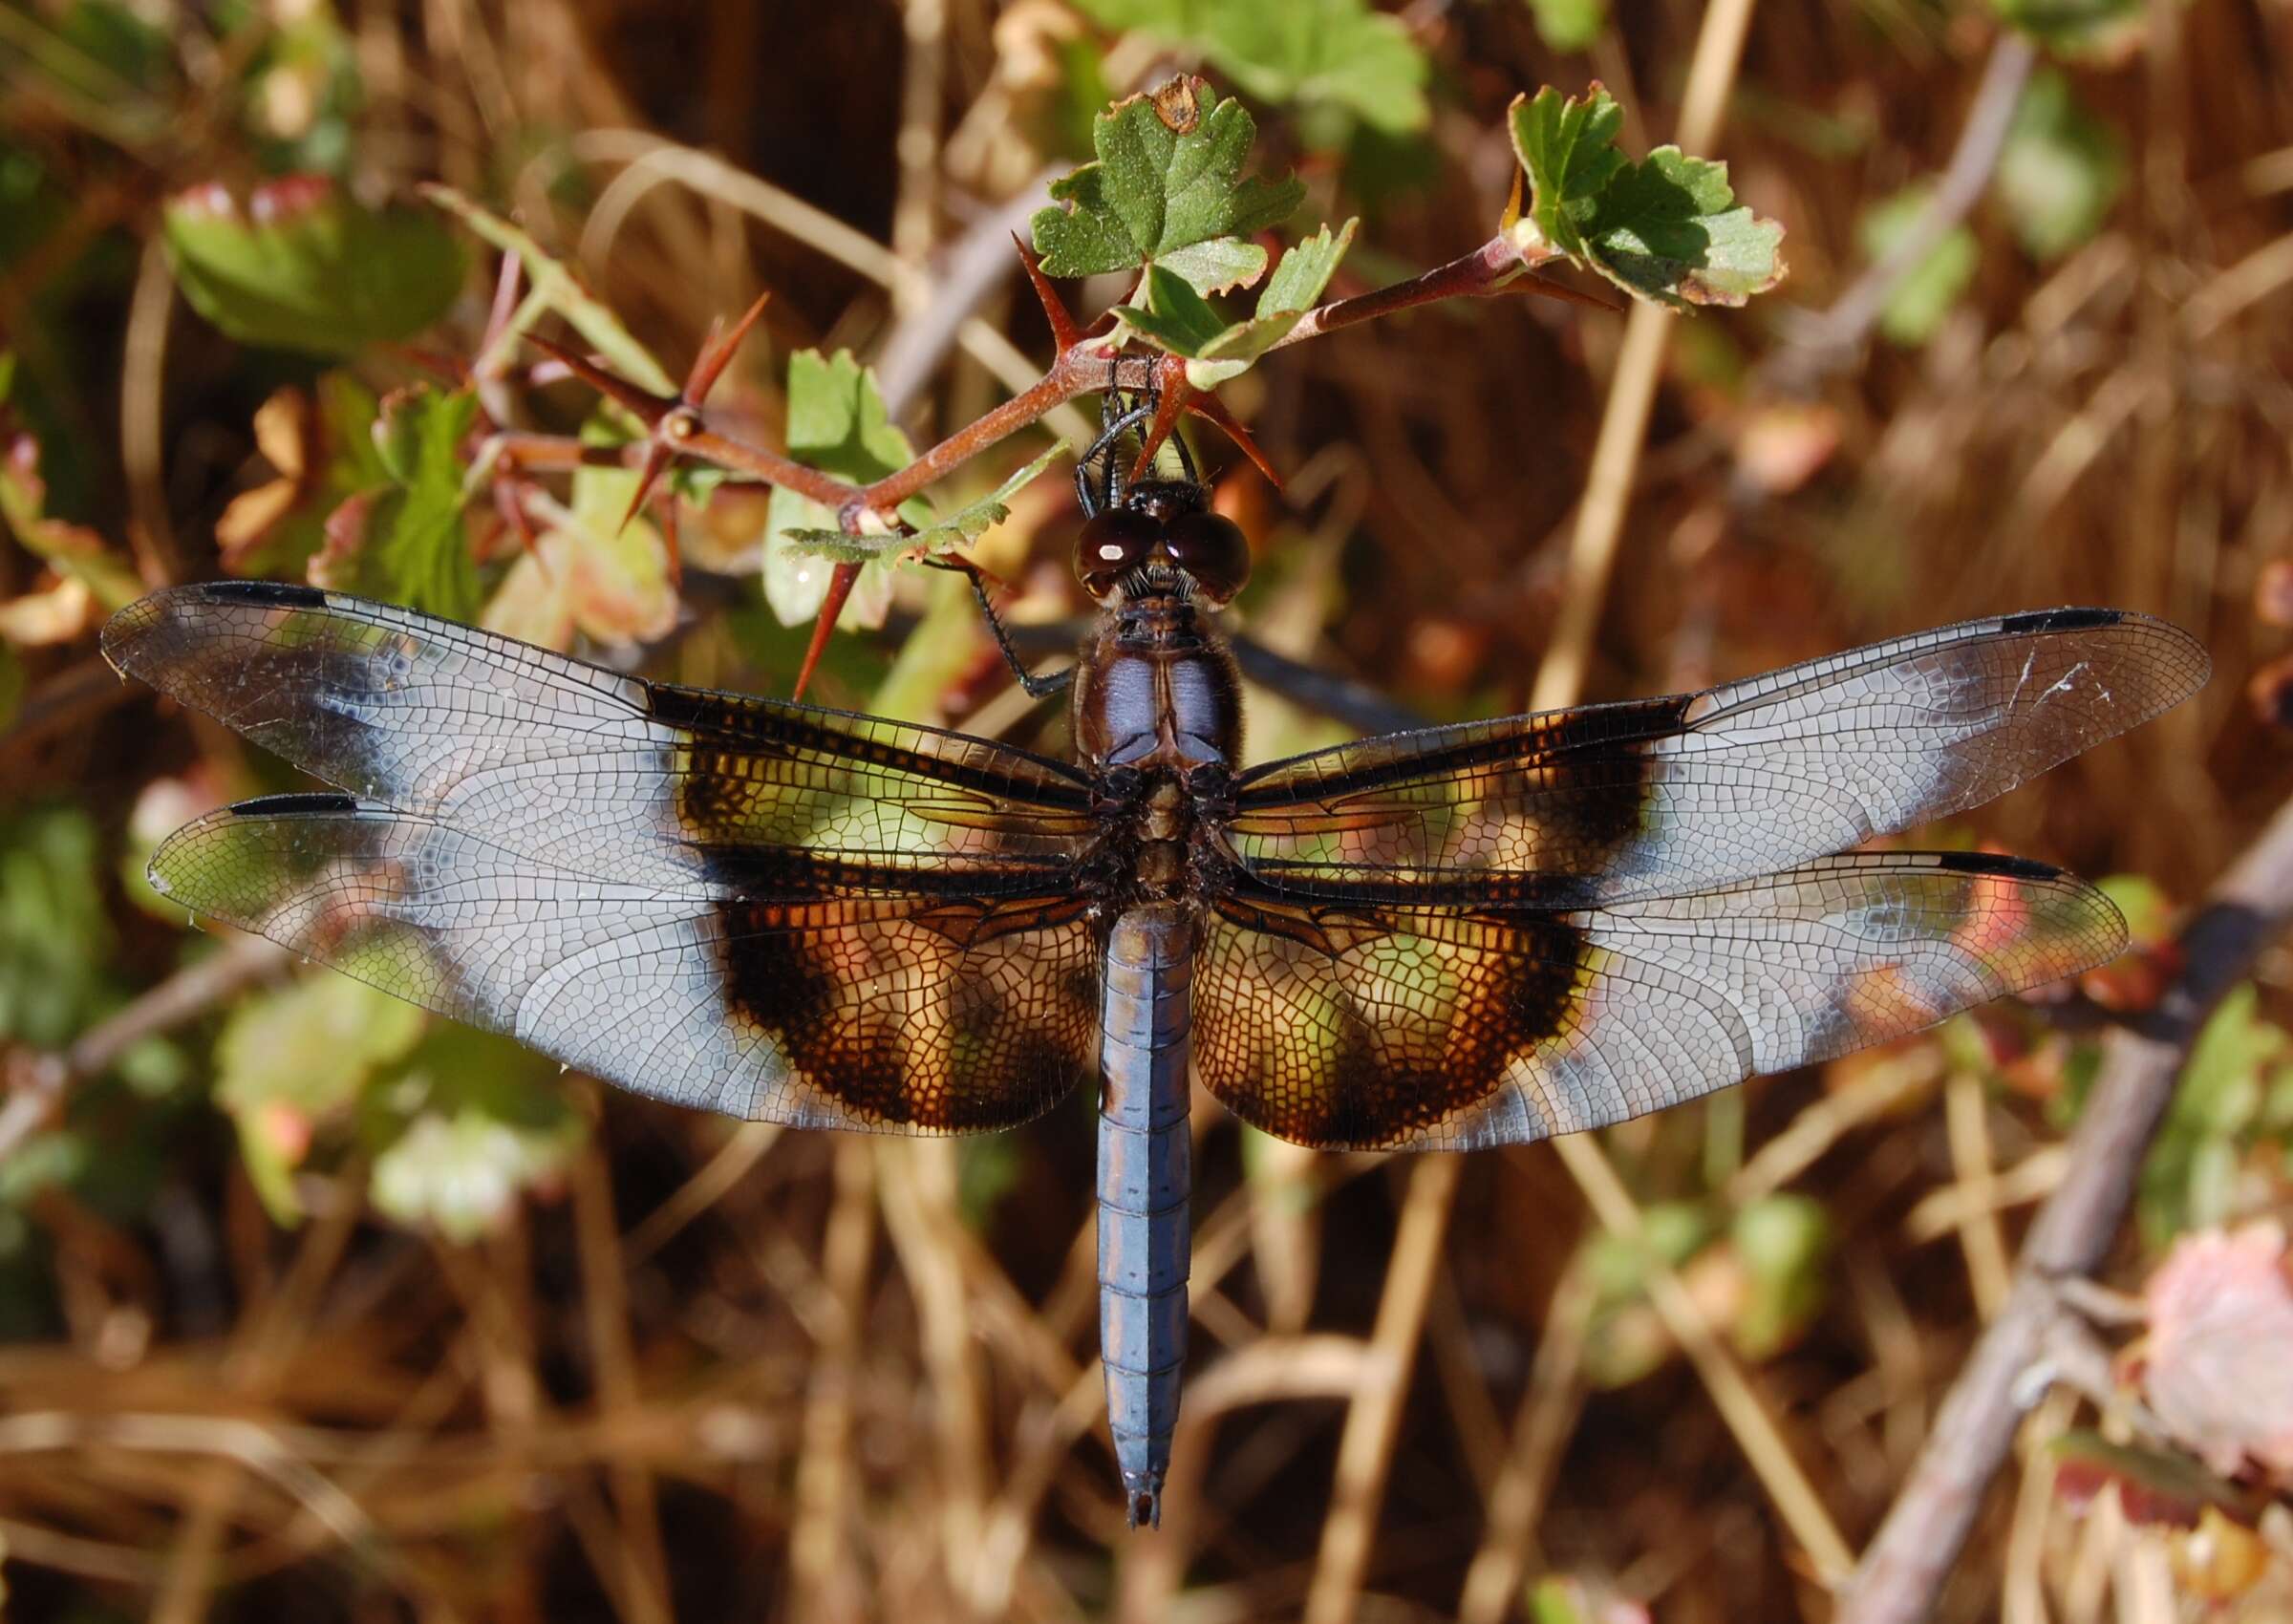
[1273,233,1588,353]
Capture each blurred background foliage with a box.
[0,0,2288,1619]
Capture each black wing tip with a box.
[227,791,363,817]
[1931,850,2069,882]
[1998,607,2126,635]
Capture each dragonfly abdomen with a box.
[1097,903,1195,1529]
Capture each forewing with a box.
[152,794,1098,1133]
[1195,852,2125,1149]
[103,583,1098,890]
[1228,609,2207,901]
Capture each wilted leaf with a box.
[163,177,464,355]
[1031,76,1304,292]
[1996,70,2124,263]
[484,424,680,651]
[310,384,482,618]
[2138,1222,2293,1479]
[217,374,389,579]
[2049,1430,2264,1528]
[1856,184,1979,347]
[1509,85,1786,308]
[0,422,145,612]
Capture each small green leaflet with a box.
[1857,185,1978,347]
[1995,69,2123,263]
[1118,220,1359,389]
[1508,84,1786,309]
[1068,0,1428,134]
[163,178,465,356]
[1525,0,1605,53]
[1031,76,1305,295]
[420,183,676,395]
[762,350,925,629]
[785,442,1066,564]
[311,384,483,619]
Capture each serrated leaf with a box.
[1509,85,1786,309]
[1031,76,1303,290]
[311,385,482,618]
[163,177,464,356]
[1183,218,1360,387]
[0,424,144,612]
[1996,69,2124,263]
[1857,184,1979,347]
[420,183,675,395]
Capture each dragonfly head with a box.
[1075,485,1251,608]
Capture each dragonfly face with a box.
[99,420,2209,1528]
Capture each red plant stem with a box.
[854,347,1159,516]
[1274,233,1557,351]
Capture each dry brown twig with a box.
[1839,789,2293,1624]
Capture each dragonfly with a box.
[101,392,2207,1528]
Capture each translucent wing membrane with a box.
[149,794,1098,1132]
[110,584,1106,1133]
[1195,852,2126,1149]
[1228,609,2209,902]
[103,583,1099,888]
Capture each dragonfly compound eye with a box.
[1162,511,1251,604]
[1076,509,1161,599]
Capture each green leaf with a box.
[1118,220,1359,385]
[214,973,426,1224]
[1117,265,1234,356]
[1988,0,2141,46]
[162,177,464,356]
[1526,0,1606,53]
[1188,218,1359,387]
[1995,70,2124,263]
[762,350,919,630]
[420,184,676,396]
[0,808,112,1051]
[1728,1194,1831,1360]
[366,1026,584,1244]
[1031,76,1304,293]
[1857,184,1979,347]
[311,385,482,618]
[787,442,1066,564]
[1071,0,1430,134]
[1508,84,1787,308]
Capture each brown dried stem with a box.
[1837,788,2293,1624]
